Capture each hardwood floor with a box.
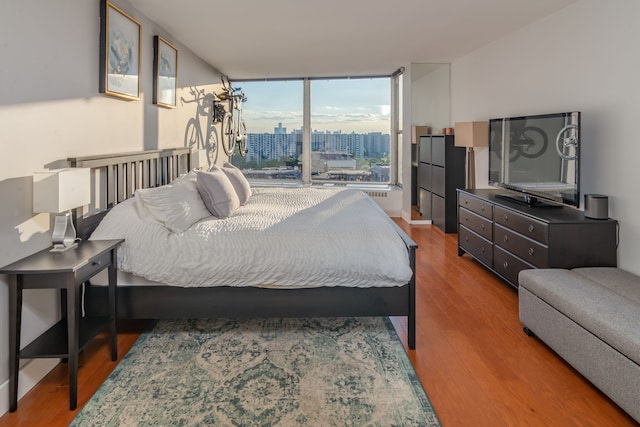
[1,222,637,426]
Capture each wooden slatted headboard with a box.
[69,148,191,239]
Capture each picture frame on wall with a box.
[153,36,178,108]
[99,0,141,100]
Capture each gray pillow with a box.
[221,162,252,205]
[196,167,240,218]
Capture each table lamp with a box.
[454,121,489,189]
[33,168,91,252]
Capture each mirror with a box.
[408,63,451,221]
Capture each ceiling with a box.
[127,0,578,80]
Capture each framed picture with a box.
[153,36,178,108]
[99,0,141,100]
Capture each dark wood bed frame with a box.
[69,148,418,349]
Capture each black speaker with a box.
[584,194,608,219]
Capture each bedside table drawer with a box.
[77,251,112,283]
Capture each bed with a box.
[69,148,418,349]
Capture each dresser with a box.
[418,135,465,233]
[457,188,618,288]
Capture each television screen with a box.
[489,112,580,207]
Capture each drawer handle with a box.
[464,236,469,242]
[528,224,534,233]
[480,247,485,254]
[529,248,534,256]
[503,261,509,269]
[92,260,103,267]
[504,214,508,221]
[481,206,485,212]
[465,217,469,222]
[481,224,485,230]
[503,235,508,243]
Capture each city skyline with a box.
[243,123,390,163]
[249,122,391,136]
[236,78,391,134]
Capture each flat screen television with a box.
[488,111,581,207]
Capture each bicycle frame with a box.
[217,76,247,157]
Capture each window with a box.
[310,78,390,183]
[230,80,303,181]
[231,76,394,184]
[394,72,403,186]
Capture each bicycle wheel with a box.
[518,126,548,159]
[237,118,247,157]
[493,129,522,162]
[221,112,235,156]
[555,124,578,160]
[184,119,201,151]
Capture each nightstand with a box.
[1,239,124,411]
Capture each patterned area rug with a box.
[71,317,440,426]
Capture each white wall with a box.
[0,0,222,413]
[411,64,451,133]
[451,0,640,273]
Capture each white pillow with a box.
[134,177,211,233]
[221,162,252,205]
[196,167,240,218]
[172,169,198,185]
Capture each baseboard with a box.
[0,358,60,416]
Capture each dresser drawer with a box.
[76,251,112,283]
[431,165,445,197]
[431,136,446,167]
[494,206,548,244]
[432,194,445,229]
[419,188,431,219]
[419,136,431,163]
[418,163,430,190]
[459,226,493,267]
[494,224,549,268]
[459,207,492,240]
[458,192,493,220]
[493,246,535,287]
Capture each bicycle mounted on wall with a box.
[214,76,248,157]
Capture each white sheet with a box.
[89,187,413,289]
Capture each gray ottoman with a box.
[519,267,640,423]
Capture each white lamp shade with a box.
[33,168,91,213]
[454,121,489,148]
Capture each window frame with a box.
[231,70,403,186]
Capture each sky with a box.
[235,78,391,134]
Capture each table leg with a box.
[66,274,80,410]
[108,248,118,361]
[8,275,22,412]
[60,288,68,363]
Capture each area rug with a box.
[70,317,440,426]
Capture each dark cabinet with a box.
[457,188,618,289]
[418,135,465,233]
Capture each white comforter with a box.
[90,187,413,289]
